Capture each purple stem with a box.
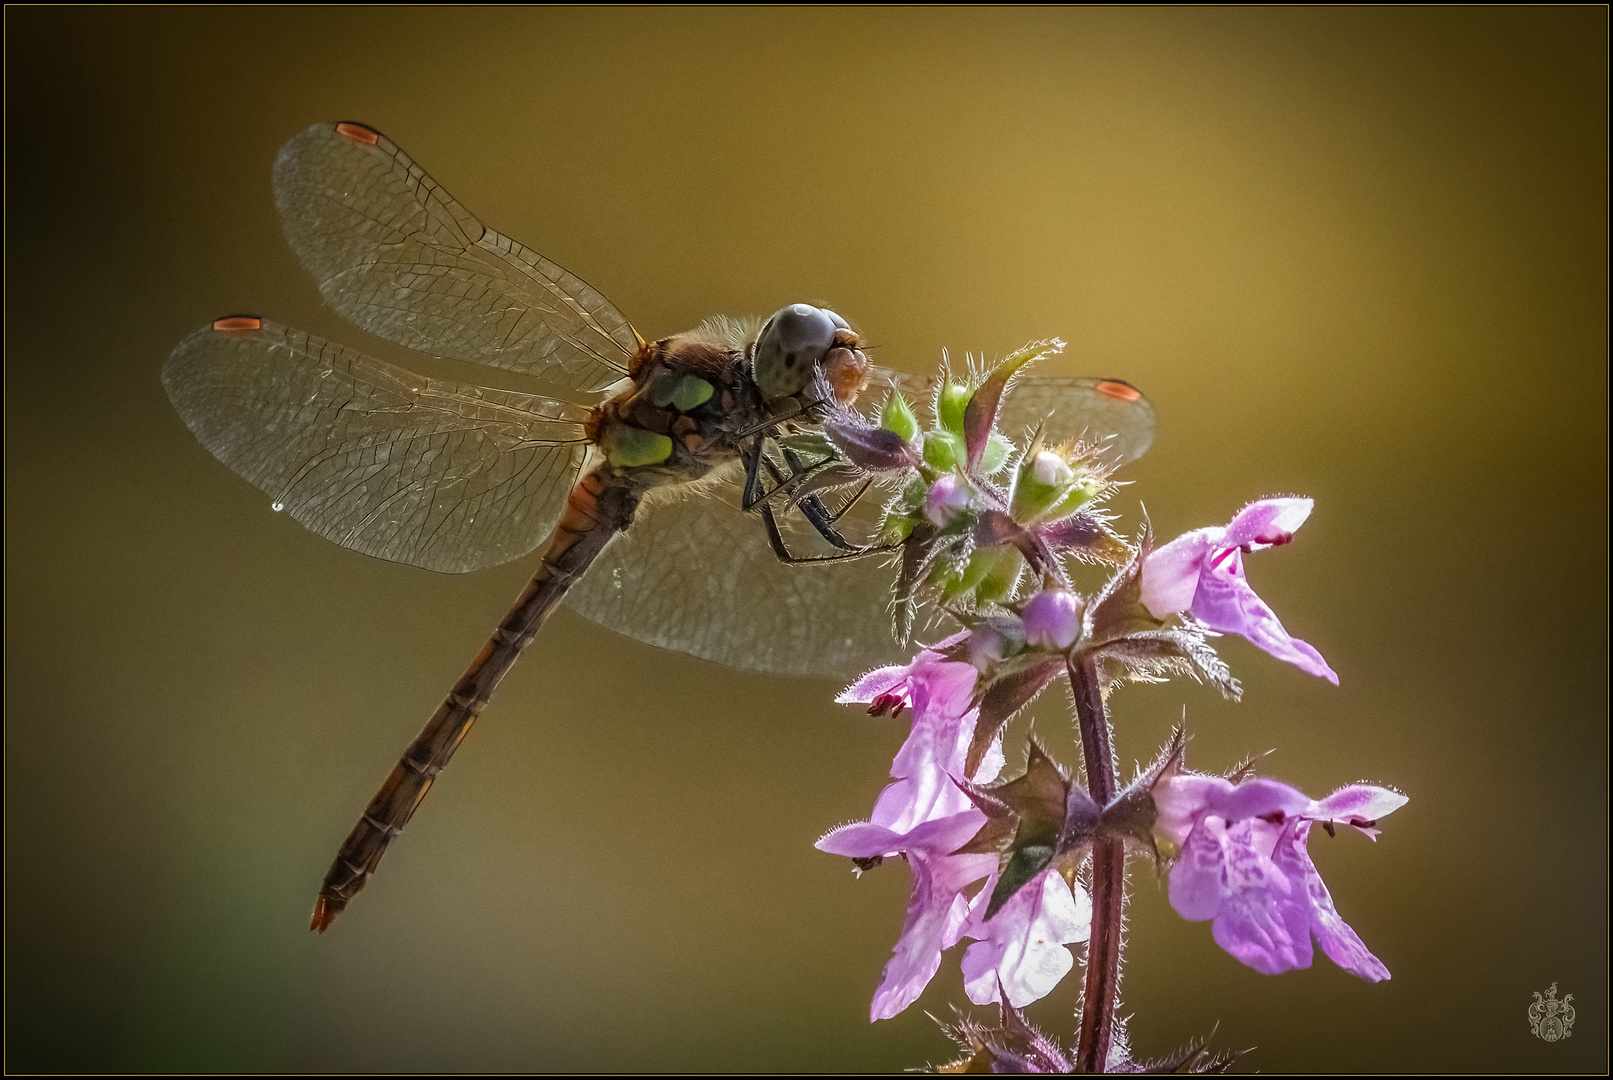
[1070,655,1122,1073]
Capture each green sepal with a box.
[1011,454,1102,523]
[880,393,921,444]
[980,432,1013,475]
[1042,474,1104,520]
[880,512,919,544]
[922,429,964,471]
[897,475,929,513]
[937,381,972,433]
[972,545,1024,604]
[936,546,996,602]
[985,844,1055,919]
[955,740,1074,919]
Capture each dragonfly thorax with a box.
[590,331,763,483]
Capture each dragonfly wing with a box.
[273,122,637,393]
[164,318,590,574]
[869,367,1156,466]
[566,475,948,679]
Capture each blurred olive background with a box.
[6,7,1606,1074]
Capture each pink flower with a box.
[820,634,1086,1020]
[924,473,974,526]
[1154,768,1406,981]
[960,867,1090,1008]
[1140,498,1339,684]
[818,812,997,1019]
[835,635,1002,833]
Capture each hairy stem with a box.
[1070,655,1122,1073]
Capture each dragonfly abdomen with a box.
[310,467,643,932]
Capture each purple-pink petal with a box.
[960,870,1090,1007]
[1191,547,1339,684]
[870,850,990,1020]
[1173,818,1312,975]
[816,821,905,860]
[837,664,909,707]
[1203,776,1313,824]
[1152,772,1309,849]
[1140,498,1339,684]
[835,640,997,836]
[1222,498,1313,551]
[866,814,999,1020]
[1169,809,1395,981]
[1168,817,1236,921]
[1272,821,1391,981]
[1310,785,1409,830]
[1151,772,1227,849]
[1140,529,1216,617]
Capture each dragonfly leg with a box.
[825,477,876,526]
[742,443,839,513]
[792,495,857,550]
[762,503,896,564]
[732,396,824,440]
[740,435,770,510]
[772,446,865,550]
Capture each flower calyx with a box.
[952,737,1180,918]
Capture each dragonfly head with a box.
[751,303,865,405]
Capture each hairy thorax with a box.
[586,331,766,488]
[586,318,870,493]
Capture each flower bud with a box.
[968,623,1011,671]
[922,429,964,471]
[924,473,974,526]
[1022,588,1082,651]
[937,381,972,433]
[1012,450,1098,523]
[1031,450,1074,488]
[879,393,920,445]
[980,432,1013,475]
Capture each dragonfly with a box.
[163,121,1157,932]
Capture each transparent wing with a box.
[163,318,591,574]
[869,367,1156,466]
[273,121,637,393]
[566,474,949,679]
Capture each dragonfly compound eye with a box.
[752,303,838,401]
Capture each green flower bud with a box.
[922,429,965,471]
[980,432,1013,475]
[1011,449,1094,522]
[937,381,972,433]
[880,393,920,445]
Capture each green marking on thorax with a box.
[670,376,715,412]
[604,424,674,467]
